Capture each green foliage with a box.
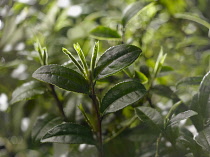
[101,80,146,114]
[32,65,89,94]
[94,44,142,80]
[1,0,210,156]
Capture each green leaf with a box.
[41,123,96,145]
[198,71,210,120]
[62,48,84,74]
[195,126,210,152]
[175,13,210,29]
[101,80,146,114]
[90,41,99,72]
[32,64,89,94]
[11,81,45,104]
[169,110,197,126]
[73,43,89,77]
[135,71,148,84]
[32,114,62,142]
[135,106,164,131]
[94,44,142,80]
[176,77,202,88]
[122,2,155,26]
[90,26,121,40]
[190,94,204,131]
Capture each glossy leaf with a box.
[122,2,155,26]
[41,123,96,145]
[32,114,62,142]
[90,26,121,40]
[94,44,142,80]
[169,110,197,126]
[195,126,210,152]
[11,81,45,104]
[176,77,202,88]
[198,71,210,119]
[135,106,164,131]
[32,64,89,94]
[101,80,146,114]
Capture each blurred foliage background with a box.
[0,0,210,156]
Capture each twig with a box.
[49,84,67,121]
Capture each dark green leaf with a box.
[32,114,62,142]
[90,26,121,40]
[41,123,96,145]
[195,126,210,152]
[32,64,89,94]
[152,85,180,102]
[101,80,146,114]
[11,81,45,104]
[135,106,164,131]
[176,77,202,88]
[198,71,210,119]
[169,110,197,126]
[122,2,155,26]
[190,94,204,131]
[94,44,142,80]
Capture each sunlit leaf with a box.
[90,26,121,40]
[169,110,197,126]
[11,81,45,104]
[135,71,148,84]
[101,80,146,114]
[41,123,96,145]
[122,2,155,26]
[32,64,89,94]
[94,44,142,80]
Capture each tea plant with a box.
[2,0,210,157]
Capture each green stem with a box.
[49,84,67,122]
[90,83,103,157]
[155,133,162,157]
[104,116,137,144]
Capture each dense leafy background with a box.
[0,0,210,157]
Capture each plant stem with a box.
[49,84,67,121]
[155,133,162,157]
[90,83,103,157]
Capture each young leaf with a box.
[122,2,155,26]
[90,26,121,40]
[11,81,45,104]
[90,41,99,72]
[41,123,96,145]
[135,71,148,84]
[62,48,84,74]
[169,110,197,126]
[101,80,146,114]
[135,106,164,131]
[195,126,210,152]
[94,44,142,80]
[32,64,89,94]
[73,43,89,77]
[198,71,210,120]
[32,114,62,142]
